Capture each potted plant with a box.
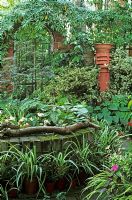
[0,150,19,198]
[55,151,78,191]
[6,145,43,195]
[0,185,8,200]
[43,160,56,194]
[45,148,78,192]
[92,15,114,58]
[38,152,56,194]
[67,135,98,185]
[90,10,116,91]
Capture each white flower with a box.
[29,117,33,121]
[9,116,15,121]
[24,123,30,128]
[0,110,2,114]
[19,117,25,123]
[37,113,45,117]
[44,120,50,126]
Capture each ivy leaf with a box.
[102,108,111,117]
[119,107,129,112]
[112,115,119,123]
[94,106,101,111]
[97,113,103,119]
[105,116,113,124]
[109,103,119,111]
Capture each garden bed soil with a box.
[8,187,83,200]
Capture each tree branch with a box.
[0,120,100,137]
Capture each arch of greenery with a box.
[1,0,132,56]
[1,1,92,48]
[0,0,131,98]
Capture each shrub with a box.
[38,66,98,102]
[110,48,132,95]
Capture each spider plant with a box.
[67,135,98,175]
[4,145,43,189]
[0,185,8,200]
[50,149,78,180]
[0,148,17,187]
[92,124,123,166]
[82,170,112,200]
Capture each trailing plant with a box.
[1,0,94,57]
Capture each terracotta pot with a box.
[77,170,88,185]
[95,43,113,66]
[95,43,113,54]
[8,188,18,198]
[56,178,66,191]
[94,43,112,92]
[45,181,55,193]
[70,178,77,189]
[23,177,39,195]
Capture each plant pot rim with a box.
[95,43,113,46]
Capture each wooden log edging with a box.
[0,120,100,138]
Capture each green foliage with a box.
[56,192,67,200]
[1,0,91,41]
[0,185,8,200]
[114,195,132,200]
[0,96,90,126]
[89,95,132,127]
[92,3,132,45]
[3,145,43,187]
[1,0,131,58]
[91,122,123,166]
[109,152,132,181]
[46,148,78,180]
[67,135,99,175]
[110,48,132,94]
[36,66,98,102]
[83,151,132,200]
[82,170,112,200]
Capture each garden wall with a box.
[0,130,93,155]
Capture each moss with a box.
[38,129,90,141]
